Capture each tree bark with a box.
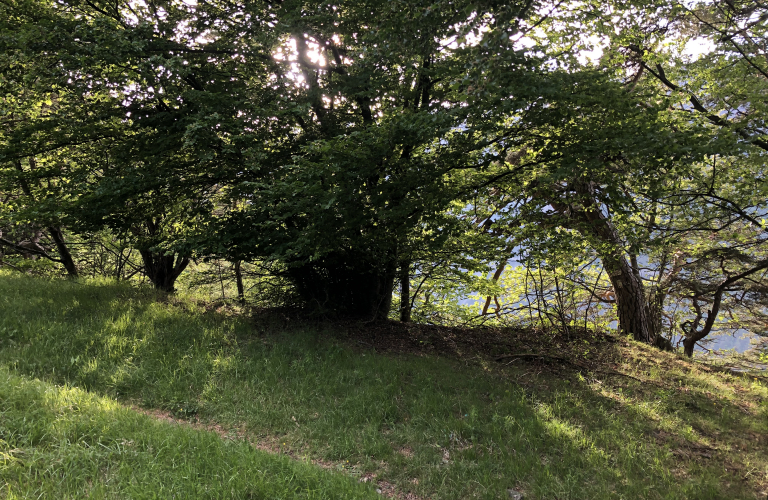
[683,258,768,356]
[47,226,79,277]
[399,260,411,322]
[482,263,506,316]
[234,260,245,304]
[138,249,190,292]
[13,159,79,277]
[604,252,653,343]
[570,182,658,344]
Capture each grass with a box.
[0,366,379,499]
[0,272,767,499]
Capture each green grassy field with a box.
[0,272,766,499]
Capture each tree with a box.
[445,0,768,351]
[608,0,768,353]
[3,0,766,348]
[0,92,80,276]
[2,0,547,316]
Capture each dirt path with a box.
[132,406,422,500]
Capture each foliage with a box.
[177,258,299,308]
[1,0,767,344]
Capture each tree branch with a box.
[0,238,63,263]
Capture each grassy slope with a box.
[0,367,379,499]
[0,273,766,499]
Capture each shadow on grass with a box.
[0,273,766,499]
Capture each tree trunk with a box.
[12,159,79,277]
[287,250,396,320]
[399,260,411,322]
[138,250,190,292]
[234,260,245,304]
[571,182,657,344]
[682,337,697,357]
[603,252,653,343]
[682,258,768,357]
[47,226,79,277]
[578,201,673,351]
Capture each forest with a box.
[2,0,768,358]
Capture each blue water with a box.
[700,334,758,352]
[685,331,764,354]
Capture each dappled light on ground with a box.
[1,274,766,499]
[0,366,377,499]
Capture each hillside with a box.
[0,273,766,499]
